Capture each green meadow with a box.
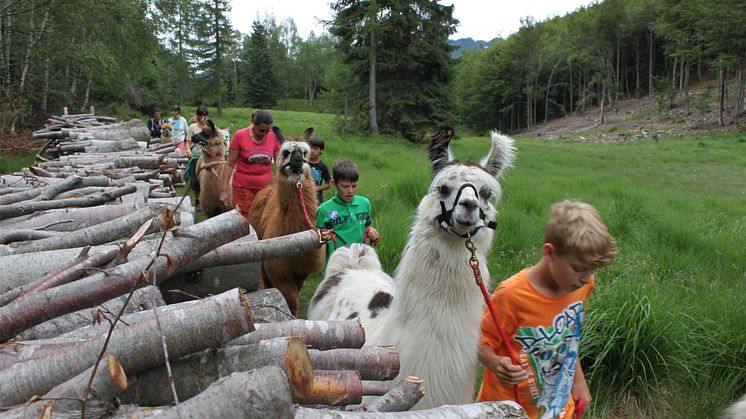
[8,106,744,417]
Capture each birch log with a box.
[0,209,252,342]
[363,377,424,412]
[120,336,313,405]
[308,347,400,381]
[0,202,137,231]
[111,367,294,419]
[0,205,165,256]
[0,354,127,419]
[229,319,366,350]
[0,287,254,405]
[293,401,529,418]
[0,184,137,220]
[297,370,363,406]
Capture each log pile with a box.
[0,113,526,417]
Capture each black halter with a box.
[436,183,497,238]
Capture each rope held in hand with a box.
[297,180,335,247]
[465,237,521,406]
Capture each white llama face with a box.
[428,165,502,236]
[277,141,311,181]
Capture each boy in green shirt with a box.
[316,160,380,260]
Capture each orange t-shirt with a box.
[476,268,594,419]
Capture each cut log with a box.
[110,367,294,419]
[293,401,529,418]
[0,288,254,405]
[0,184,137,220]
[0,205,165,256]
[363,377,424,412]
[308,347,399,381]
[296,370,362,406]
[362,380,391,396]
[0,209,251,342]
[0,229,60,244]
[0,354,127,419]
[0,247,117,308]
[228,319,365,350]
[0,202,137,231]
[120,336,313,406]
[17,285,164,342]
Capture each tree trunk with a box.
[719,66,726,126]
[111,367,294,419]
[120,336,313,406]
[0,247,117,307]
[0,288,254,405]
[297,370,362,406]
[0,202,137,232]
[308,346,399,381]
[0,210,252,342]
[294,401,529,417]
[0,205,164,256]
[0,175,112,205]
[229,319,365,350]
[0,185,137,221]
[649,29,654,96]
[19,285,164,342]
[544,55,564,124]
[1,354,127,419]
[368,1,379,136]
[363,376,424,412]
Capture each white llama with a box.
[308,128,516,410]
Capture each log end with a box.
[106,354,129,390]
[285,336,314,400]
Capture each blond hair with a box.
[545,200,618,267]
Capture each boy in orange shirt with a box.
[477,200,618,419]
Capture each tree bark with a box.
[229,319,365,350]
[0,354,127,419]
[0,185,137,221]
[120,336,313,406]
[110,367,294,419]
[17,285,164,342]
[0,202,137,231]
[0,175,112,205]
[368,1,379,136]
[0,210,252,342]
[0,229,59,244]
[0,205,165,256]
[0,247,117,308]
[308,346,399,381]
[296,370,362,406]
[363,376,424,412]
[361,380,391,396]
[0,288,254,405]
[294,401,528,417]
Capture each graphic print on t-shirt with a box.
[513,301,584,418]
[247,153,272,165]
[311,165,324,186]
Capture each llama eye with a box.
[480,188,492,200]
[282,150,290,158]
[438,185,450,196]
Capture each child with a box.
[169,105,189,155]
[476,200,618,419]
[315,160,379,261]
[308,135,331,204]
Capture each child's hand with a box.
[365,227,380,244]
[572,363,592,410]
[478,344,527,385]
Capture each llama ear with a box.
[428,127,455,176]
[303,127,314,140]
[480,131,516,178]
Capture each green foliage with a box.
[244,21,276,108]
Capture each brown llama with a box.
[248,127,324,315]
[195,122,232,218]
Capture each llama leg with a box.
[273,280,300,316]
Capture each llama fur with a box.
[249,128,324,315]
[309,129,516,409]
[196,130,232,218]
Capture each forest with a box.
[0,0,744,140]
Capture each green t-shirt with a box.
[315,193,372,260]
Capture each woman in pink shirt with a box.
[220,110,282,217]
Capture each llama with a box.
[308,128,516,410]
[249,127,324,315]
[195,123,232,218]
[160,121,173,145]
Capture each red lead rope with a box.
[297,181,336,248]
[466,238,522,406]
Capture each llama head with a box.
[161,121,173,140]
[276,126,315,183]
[424,128,516,238]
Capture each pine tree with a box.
[243,20,276,109]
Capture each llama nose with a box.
[459,198,478,211]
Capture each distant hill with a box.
[448,37,499,58]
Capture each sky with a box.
[229,0,597,41]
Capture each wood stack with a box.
[0,113,525,417]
